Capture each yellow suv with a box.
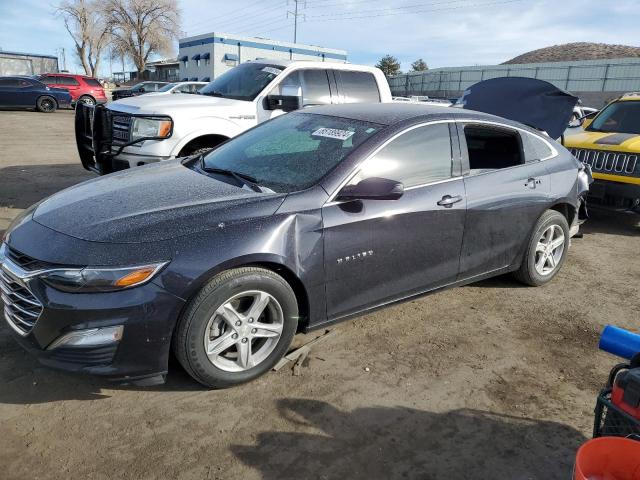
[564,93,640,211]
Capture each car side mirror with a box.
[337,177,404,201]
[266,85,302,112]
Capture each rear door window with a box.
[58,76,80,86]
[335,70,380,103]
[84,78,102,87]
[463,124,524,174]
[39,76,59,84]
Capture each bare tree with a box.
[104,0,181,75]
[57,0,111,76]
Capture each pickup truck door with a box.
[322,122,466,320]
[257,69,335,123]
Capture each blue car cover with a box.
[459,77,579,139]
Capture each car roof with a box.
[302,103,530,130]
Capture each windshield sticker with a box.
[261,67,282,76]
[312,128,355,141]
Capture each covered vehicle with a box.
[565,92,640,212]
[2,102,589,388]
[0,76,72,112]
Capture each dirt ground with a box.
[0,110,638,480]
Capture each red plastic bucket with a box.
[574,437,640,480]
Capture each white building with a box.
[178,32,347,81]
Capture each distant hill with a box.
[503,42,640,64]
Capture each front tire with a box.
[514,210,570,286]
[173,267,298,388]
[36,96,57,113]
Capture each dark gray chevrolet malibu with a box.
[1,104,590,388]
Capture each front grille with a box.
[0,268,43,336]
[6,245,52,271]
[569,148,638,177]
[112,113,132,145]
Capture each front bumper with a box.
[1,246,185,382]
[588,178,640,211]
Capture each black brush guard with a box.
[75,103,115,175]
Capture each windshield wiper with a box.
[201,90,225,97]
[200,156,262,192]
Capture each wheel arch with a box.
[36,94,58,108]
[174,254,311,333]
[549,201,577,228]
[176,133,230,157]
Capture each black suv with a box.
[111,81,169,101]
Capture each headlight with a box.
[41,262,168,293]
[131,117,172,141]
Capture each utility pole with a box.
[287,0,306,43]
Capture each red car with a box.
[36,73,107,106]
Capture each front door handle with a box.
[437,195,463,208]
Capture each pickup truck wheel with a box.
[514,210,569,286]
[36,96,57,113]
[173,267,298,388]
[78,95,95,106]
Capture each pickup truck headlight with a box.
[41,262,168,293]
[131,117,172,141]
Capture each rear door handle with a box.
[437,195,463,208]
[525,177,542,189]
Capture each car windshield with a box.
[587,101,640,134]
[199,63,284,101]
[158,83,177,92]
[199,112,381,193]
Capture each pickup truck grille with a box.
[112,113,132,145]
[1,268,42,336]
[568,148,638,177]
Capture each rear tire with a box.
[36,96,57,113]
[514,210,569,286]
[77,95,95,106]
[173,267,298,388]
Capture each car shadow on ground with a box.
[0,164,94,210]
[581,208,640,237]
[231,398,586,480]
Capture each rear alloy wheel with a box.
[78,95,95,106]
[514,210,569,286]
[36,96,57,113]
[174,267,298,388]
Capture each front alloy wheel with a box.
[174,267,298,388]
[205,291,284,372]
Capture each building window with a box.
[223,53,238,66]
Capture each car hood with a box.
[108,94,251,116]
[564,130,640,150]
[32,161,286,244]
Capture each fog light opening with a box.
[47,325,124,350]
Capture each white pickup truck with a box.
[76,59,392,174]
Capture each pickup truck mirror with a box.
[337,177,404,201]
[266,85,302,112]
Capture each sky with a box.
[0,0,638,76]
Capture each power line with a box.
[287,0,306,43]
[306,0,493,19]
[306,0,528,21]
[186,1,286,35]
